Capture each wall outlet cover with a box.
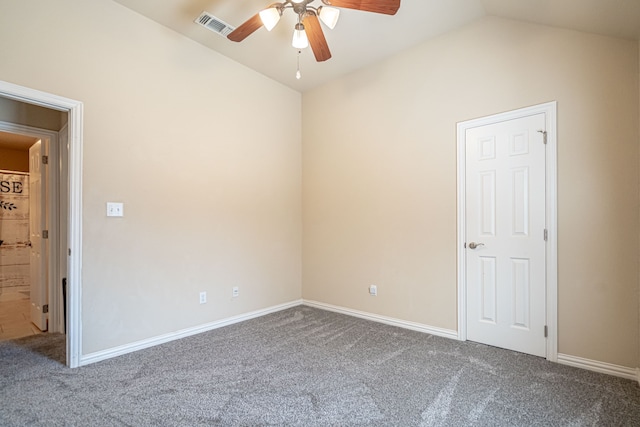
[106,202,124,217]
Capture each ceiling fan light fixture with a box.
[318,6,340,29]
[292,23,309,49]
[259,7,281,31]
[226,0,401,63]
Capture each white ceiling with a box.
[113,0,640,92]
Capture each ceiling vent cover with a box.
[195,12,235,37]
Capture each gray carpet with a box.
[1,306,639,426]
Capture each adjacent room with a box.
[0,0,639,424]
[0,132,38,340]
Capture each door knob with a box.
[468,242,484,249]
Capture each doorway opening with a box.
[0,125,62,340]
[0,80,83,368]
[456,102,558,361]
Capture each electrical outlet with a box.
[199,291,207,304]
[369,285,377,296]
[232,286,239,298]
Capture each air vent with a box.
[195,12,235,38]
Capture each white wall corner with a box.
[303,299,459,340]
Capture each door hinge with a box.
[544,325,548,338]
[42,230,49,239]
[543,229,548,241]
[42,155,49,165]
[43,304,49,314]
[537,130,547,145]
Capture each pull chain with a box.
[296,50,302,80]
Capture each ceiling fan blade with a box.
[227,13,263,42]
[303,13,332,62]
[324,0,400,15]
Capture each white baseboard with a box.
[80,299,303,366]
[557,353,639,383]
[79,298,639,386]
[303,299,459,340]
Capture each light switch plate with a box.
[106,202,124,217]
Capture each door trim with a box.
[0,80,83,368]
[456,102,557,361]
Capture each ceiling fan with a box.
[227,0,401,63]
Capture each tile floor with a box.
[0,287,43,341]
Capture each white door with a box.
[465,113,546,357]
[29,140,47,331]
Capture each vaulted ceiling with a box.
[92,1,640,91]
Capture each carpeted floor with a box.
[1,306,639,426]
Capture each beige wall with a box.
[0,147,29,172]
[303,17,640,368]
[0,0,302,354]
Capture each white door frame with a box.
[457,101,558,361]
[0,80,83,368]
